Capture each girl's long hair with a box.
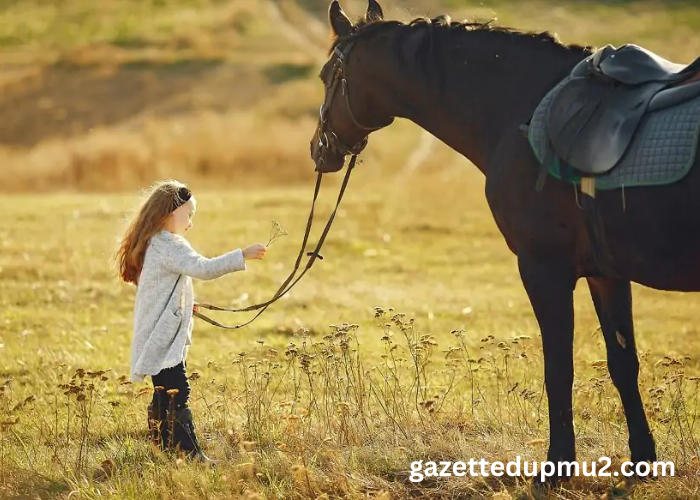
[116,180,191,285]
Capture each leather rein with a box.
[192,40,381,329]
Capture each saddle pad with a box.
[527,75,700,190]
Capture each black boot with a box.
[170,407,214,463]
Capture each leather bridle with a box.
[193,38,382,329]
[315,40,385,166]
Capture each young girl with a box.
[116,180,266,462]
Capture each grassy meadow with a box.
[3,0,700,499]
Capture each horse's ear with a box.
[329,1,353,37]
[366,0,384,22]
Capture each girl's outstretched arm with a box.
[158,232,246,280]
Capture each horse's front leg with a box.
[518,254,577,483]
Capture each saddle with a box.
[545,44,700,176]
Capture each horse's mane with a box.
[330,14,591,89]
[331,14,590,55]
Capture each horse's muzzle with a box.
[311,138,346,173]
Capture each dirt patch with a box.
[0,59,275,147]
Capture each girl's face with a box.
[165,198,196,236]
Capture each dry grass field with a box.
[3,1,700,499]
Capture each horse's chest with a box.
[488,171,578,245]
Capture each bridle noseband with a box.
[315,40,386,168]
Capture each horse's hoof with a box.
[532,473,570,489]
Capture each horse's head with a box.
[310,0,395,173]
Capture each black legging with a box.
[150,362,190,414]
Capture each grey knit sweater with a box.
[130,230,246,382]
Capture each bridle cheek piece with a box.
[314,42,383,167]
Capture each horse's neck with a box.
[385,35,586,174]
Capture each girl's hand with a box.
[242,243,267,260]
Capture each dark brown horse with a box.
[309,0,700,483]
